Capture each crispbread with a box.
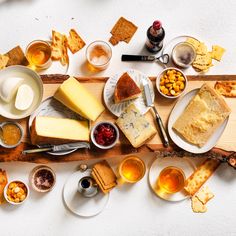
[51,30,64,60]
[67,29,85,54]
[191,196,207,213]
[186,38,200,49]
[184,159,220,196]
[211,45,225,61]
[214,81,236,97]
[173,83,231,147]
[60,35,69,66]
[92,169,116,190]
[0,54,9,69]
[0,169,8,204]
[195,186,214,204]
[5,46,29,66]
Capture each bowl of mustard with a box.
[0,121,24,148]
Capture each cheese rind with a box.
[31,116,89,145]
[54,77,105,121]
[116,104,156,148]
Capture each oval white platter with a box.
[103,69,155,117]
[168,88,229,154]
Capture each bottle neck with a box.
[150,26,162,37]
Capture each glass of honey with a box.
[86,40,112,71]
[26,40,52,71]
[156,166,186,194]
[118,156,146,184]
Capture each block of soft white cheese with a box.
[15,84,34,111]
[0,77,24,103]
[54,77,105,121]
[31,116,90,145]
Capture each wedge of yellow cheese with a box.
[31,116,89,145]
[54,77,105,121]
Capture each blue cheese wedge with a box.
[116,104,156,148]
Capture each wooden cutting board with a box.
[0,74,236,163]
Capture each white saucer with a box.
[63,169,109,217]
[149,157,196,202]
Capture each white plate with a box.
[149,157,196,202]
[168,88,229,153]
[0,65,43,119]
[29,97,88,155]
[63,169,109,217]
[103,69,155,117]
[162,35,199,72]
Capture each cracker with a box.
[0,169,8,204]
[184,159,220,196]
[196,42,208,55]
[67,29,85,54]
[51,30,64,60]
[211,45,225,61]
[192,53,212,71]
[186,37,200,49]
[60,35,69,66]
[214,81,236,97]
[109,17,138,46]
[195,186,214,204]
[0,54,9,69]
[92,168,116,189]
[5,46,29,66]
[191,196,207,213]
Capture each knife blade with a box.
[22,142,90,154]
[143,80,169,147]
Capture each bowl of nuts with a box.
[4,180,29,205]
[156,68,187,99]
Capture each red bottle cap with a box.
[153,20,162,30]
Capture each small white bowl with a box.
[4,180,29,205]
[90,121,119,149]
[156,67,188,99]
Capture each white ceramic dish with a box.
[168,88,229,153]
[90,121,119,149]
[4,180,29,205]
[103,69,155,117]
[156,67,187,99]
[0,65,43,119]
[63,169,109,217]
[28,97,88,156]
[149,157,196,202]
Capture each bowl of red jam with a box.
[91,121,119,149]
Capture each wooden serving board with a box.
[1,74,236,164]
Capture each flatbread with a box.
[0,54,9,69]
[67,29,85,54]
[214,81,236,97]
[5,46,29,66]
[184,159,220,196]
[195,186,214,204]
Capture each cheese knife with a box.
[142,79,169,147]
[22,142,90,154]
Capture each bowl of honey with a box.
[0,121,23,148]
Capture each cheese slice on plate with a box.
[31,116,89,145]
[116,103,156,148]
[172,83,231,147]
[54,77,105,121]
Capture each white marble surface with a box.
[0,0,236,235]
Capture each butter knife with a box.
[22,142,90,154]
[142,80,169,147]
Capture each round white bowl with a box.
[90,121,119,149]
[4,180,29,205]
[156,67,188,99]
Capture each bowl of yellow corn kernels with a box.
[4,180,29,205]
[156,67,187,99]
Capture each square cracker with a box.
[195,186,214,204]
[0,54,9,69]
[67,29,85,54]
[211,45,225,61]
[109,17,138,45]
[5,46,29,66]
[184,159,220,196]
[92,168,116,189]
[196,42,208,55]
[191,196,207,213]
[192,53,213,71]
[186,37,200,49]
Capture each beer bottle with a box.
[146,20,165,53]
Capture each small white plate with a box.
[168,88,229,153]
[0,65,43,119]
[149,157,196,202]
[63,169,109,217]
[103,69,155,117]
[28,97,87,155]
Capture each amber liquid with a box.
[157,166,185,193]
[26,41,51,68]
[120,157,145,182]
